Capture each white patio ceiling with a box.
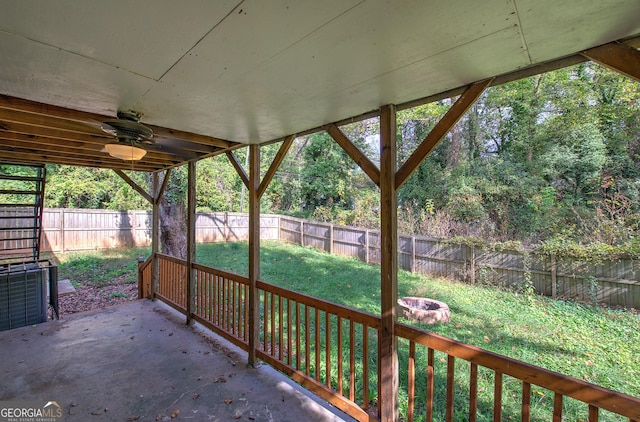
[0,0,639,150]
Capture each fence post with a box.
[551,253,557,299]
[300,220,305,247]
[470,245,476,284]
[60,208,65,253]
[411,236,416,273]
[223,212,228,242]
[329,224,334,254]
[365,229,370,263]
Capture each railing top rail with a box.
[155,252,187,265]
[395,322,640,419]
[139,255,153,271]
[192,262,250,285]
[257,280,381,329]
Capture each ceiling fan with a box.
[100,111,198,161]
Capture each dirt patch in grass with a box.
[58,275,137,315]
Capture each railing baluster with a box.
[446,355,455,422]
[296,301,301,370]
[522,381,531,422]
[279,295,283,361]
[470,363,478,422]
[271,292,276,356]
[326,312,331,388]
[315,308,321,381]
[287,298,292,366]
[408,341,415,422]
[426,347,434,422]
[216,274,221,325]
[231,277,236,335]
[305,305,310,377]
[363,325,369,411]
[553,393,563,422]
[494,372,503,422]
[244,284,249,342]
[263,291,268,352]
[337,316,343,395]
[588,404,598,421]
[349,320,355,402]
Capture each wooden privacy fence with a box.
[278,216,640,309]
[26,208,640,308]
[37,208,279,252]
[139,255,640,421]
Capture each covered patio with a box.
[0,299,351,421]
[1,1,640,421]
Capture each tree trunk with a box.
[159,197,187,259]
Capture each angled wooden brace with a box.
[395,78,493,189]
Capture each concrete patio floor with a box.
[0,300,355,422]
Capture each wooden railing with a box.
[142,255,640,422]
[256,281,379,420]
[192,263,250,351]
[156,254,187,312]
[395,323,640,422]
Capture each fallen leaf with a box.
[192,393,200,400]
[484,336,491,343]
[126,417,140,421]
[171,409,180,418]
[70,403,77,407]
[224,399,233,405]
[233,415,241,419]
[91,410,101,415]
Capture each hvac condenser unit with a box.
[0,261,57,332]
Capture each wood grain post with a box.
[379,104,398,422]
[365,229,370,264]
[248,144,260,367]
[329,223,334,254]
[300,220,305,247]
[551,254,557,299]
[186,161,196,324]
[151,171,160,300]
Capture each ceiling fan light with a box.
[104,143,147,161]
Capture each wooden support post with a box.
[151,172,160,299]
[300,220,305,247]
[186,161,196,324]
[248,144,260,367]
[379,104,398,422]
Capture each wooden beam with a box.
[248,144,260,367]
[226,151,250,188]
[113,169,153,204]
[186,161,197,325]
[0,148,160,172]
[325,124,381,186]
[155,168,172,206]
[379,104,398,422]
[258,135,295,199]
[395,79,493,189]
[581,42,640,83]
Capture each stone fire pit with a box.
[397,297,450,324]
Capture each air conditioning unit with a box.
[0,261,57,331]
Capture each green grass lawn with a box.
[52,241,639,421]
[195,241,640,421]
